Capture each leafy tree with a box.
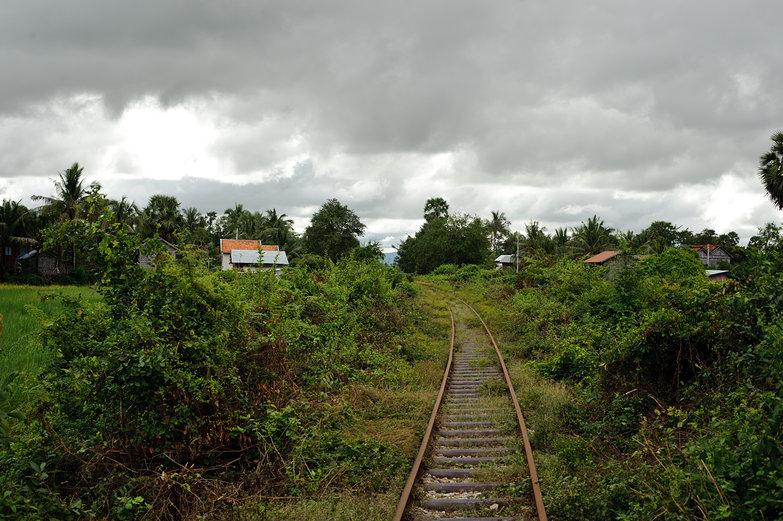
[748,223,782,252]
[140,194,184,242]
[351,242,383,262]
[692,228,719,245]
[634,221,682,253]
[423,197,449,222]
[32,162,88,219]
[0,200,36,280]
[397,214,490,273]
[486,211,510,253]
[758,131,783,209]
[302,199,366,261]
[571,215,616,255]
[41,186,110,278]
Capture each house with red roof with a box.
[219,239,288,272]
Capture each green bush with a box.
[454,246,783,520]
[0,225,415,519]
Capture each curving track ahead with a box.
[393,296,547,521]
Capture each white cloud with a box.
[1,0,782,243]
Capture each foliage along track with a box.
[394,292,548,521]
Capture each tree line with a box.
[0,164,374,280]
[398,131,783,273]
[3,131,783,278]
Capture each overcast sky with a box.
[1,1,782,245]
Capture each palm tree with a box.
[0,200,36,280]
[486,211,510,253]
[571,215,616,255]
[32,163,87,219]
[523,221,552,255]
[109,196,139,231]
[223,204,248,239]
[140,195,183,242]
[262,208,294,245]
[183,207,204,232]
[759,131,783,209]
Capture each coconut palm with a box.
[109,196,139,231]
[32,163,87,219]
[183,207,205,232]
[571,215,616,255]
[262,208,294,245]
[0,200,36,280]
[523,221,551,255]
[759,131,783,209]
[486,211,510,253]
[223,204,248,239]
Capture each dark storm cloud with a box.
[1,0,782,239]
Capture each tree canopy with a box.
[397,199,490,273]
[302,199,366,261]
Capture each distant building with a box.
[495,254,517,270]
[219,239,288,273]
[705,269,730,282]
[17,249,64,277]
[2,242,34,272]
[584,250,621,265]
[690,244,731,268]
[139,237,178,268]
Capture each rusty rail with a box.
[458,296,548,521]
[392,306,455,521]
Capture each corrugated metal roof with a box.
[584,250,620,264]
[705,269,729,277]
[495,254,515,263]
[230,249,289,265]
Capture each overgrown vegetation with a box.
[0,214,450,519]
[433,243,783,520]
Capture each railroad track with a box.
[393,296,547,521]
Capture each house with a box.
[17,249,65,276]
[690,244,731,268]
[139,237,178,268]
[705,269,730,282]
[495,254,517,270]
[584,250,621,265]
[2,242,35,272]
[219,239,288,272]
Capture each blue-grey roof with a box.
[495,254,515,263]
[17,249,38,260]
[705,269,729,276]
[230,249,289,265]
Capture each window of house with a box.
[4,246,11,257]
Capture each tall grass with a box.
[0,284,98,381]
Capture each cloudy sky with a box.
[2,1,782,245]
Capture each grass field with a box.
[0,284,98,382]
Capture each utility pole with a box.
[516,233,520,273]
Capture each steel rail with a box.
[458,296,548,521]
[392,306,456,521]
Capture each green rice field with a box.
[0,284,98,381]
